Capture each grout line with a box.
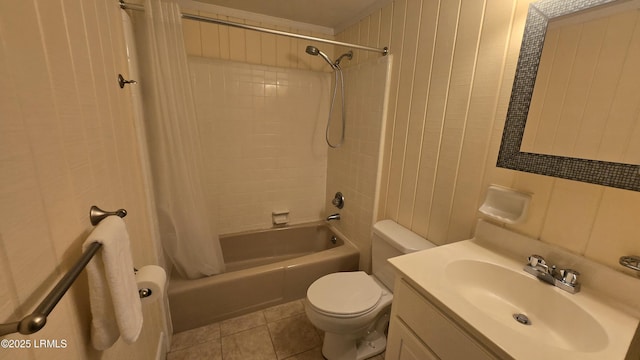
[169,300,315,359]
[264,312,281,360]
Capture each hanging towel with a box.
[82,216,143,350]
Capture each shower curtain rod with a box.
[120,1,389,56]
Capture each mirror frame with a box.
[497,0,640,191]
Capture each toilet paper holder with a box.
[138,288,153,299]
[134,265,166,302]
[134,267,153,299]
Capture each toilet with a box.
[305,220,436,360]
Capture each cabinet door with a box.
[394,279,498,360]
[386,317,439,360]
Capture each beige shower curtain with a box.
[137,0,224,279]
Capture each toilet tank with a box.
[371,220,436,291]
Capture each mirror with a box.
[521,2,640,164]
[497,0,640,191]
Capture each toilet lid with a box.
[307,271,382,316]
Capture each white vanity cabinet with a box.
[385,220,640,360]
[386,278,503,360]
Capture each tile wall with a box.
[179,4,395,273]
[325,56,392,271]
[181,5,393,262]
[0,1,166,359]
[339,0,640,274]
[189,57,330,234]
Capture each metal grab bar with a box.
[0,243,103,336]
[0,206,126,337]
[620,255,640,272]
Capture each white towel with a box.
[83,216,143,350]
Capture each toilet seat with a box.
[307,271,382,318]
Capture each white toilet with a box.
[305,220,436,360]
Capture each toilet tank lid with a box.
[372,220,436,253]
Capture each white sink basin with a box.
[388,220,640,360]
[446,259,608,352]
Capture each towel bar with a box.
[0,206,127,337]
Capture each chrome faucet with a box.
[524,255,581,294]
[326,213,340,221]
[525,255,556,284]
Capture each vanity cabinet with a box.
[386,278,502,360]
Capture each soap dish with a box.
[478,185,531,224]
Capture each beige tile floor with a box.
[167,299,386,360]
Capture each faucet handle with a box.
[528,254,546,267]
[559,269,580,285]
[527,254,557,277]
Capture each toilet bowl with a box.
[306,272,392,360]
[305,220,436,360]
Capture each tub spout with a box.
[326,213,340,221]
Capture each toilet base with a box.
[322,329,387,360]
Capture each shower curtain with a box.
[136,0,224,279]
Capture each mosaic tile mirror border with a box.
[496,0,640,191]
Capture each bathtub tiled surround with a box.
[167,300,386,360]
[326,56,392,272]
[189,57,330,234]
[187,47,392,271]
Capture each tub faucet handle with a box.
[326,213,340,221]
[331,192,345,209]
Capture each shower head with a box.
[334,51,353,67]
[305,45,338,70]
[305,45,319,56]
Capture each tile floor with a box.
[167,299,386,360]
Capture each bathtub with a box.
[168,222,360,332]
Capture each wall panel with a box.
[339,0,640,274]
[0,1,166,358]
[448,0,517,242]
[182,8,337,72]
[412,0,461,237]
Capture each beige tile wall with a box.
[326,56,392,271]
[341,0,640,274]
[0,1,166,359]
[181,4,394,259]
[189,57,330,234]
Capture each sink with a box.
[445,259,608,352]
[388,220,640,360]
